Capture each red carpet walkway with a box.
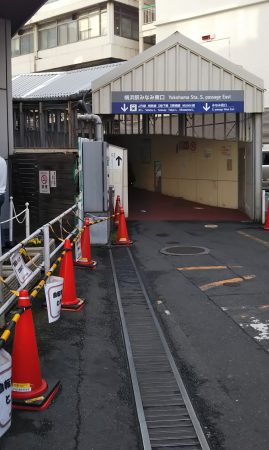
[128,188,250,221]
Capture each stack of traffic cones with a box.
[75,218,97,269]
[114,195,121,226]
[115,207,133,245]
[264,203,269,229]
[60,239,85,311]
[12,290,60,410]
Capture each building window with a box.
[114,3,139,41]
[11,32,34,57]
[58,20,78,45]
[143,2,156,25]
[11,38,20,57]
[21,34,34,54]
[78,17,90,40]
[78,8,107,40]
[89,10,101,37]
[39,22,57,49]
[38,6,107,50]
[101,9,107,35]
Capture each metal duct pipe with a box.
[77,113,103,141]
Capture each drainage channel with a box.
[109,247,210,450]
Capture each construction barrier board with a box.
[0,349,12,438]
[44,276,63,323]
[10,251,32,285]
[75,238,82,261]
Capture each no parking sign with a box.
[39,170,50,194]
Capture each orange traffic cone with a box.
[75,218,97,269]
[12,290,60,410]
[264,204,269,229]
[60,239,85,311]
[114,195,121,226]
[115,207,133,245]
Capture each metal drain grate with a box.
[160,246,209,256]
[110,247,210,450]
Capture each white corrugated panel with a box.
[12,63,123,100]
[92,32,264,114]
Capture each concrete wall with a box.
[156,0,261,23]
[12,35,138,74]
[12,0,139,74]
[110,135,239,209]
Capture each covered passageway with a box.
[92,32,264,221]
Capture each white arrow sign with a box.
[121,103,128,112]
[203,103,211,112]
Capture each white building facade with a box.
[11,0,139,74]
[140,1,269,106]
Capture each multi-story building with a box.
[11,0,139,74]
[140,1,269,106]
[12,0,269,106]
[10,1,266,221]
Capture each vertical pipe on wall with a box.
[68,101,73,148]
[253,113,262,221]
[138,0,144,53]
[19,102,25,147]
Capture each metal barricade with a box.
[0,203,80,324]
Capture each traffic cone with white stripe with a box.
[12,290,60,410]
[60,239,85,311]
[115,207,133,245]
[75,218,97,269]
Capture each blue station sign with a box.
[112,91,244,114]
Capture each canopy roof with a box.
[92,32,264,114]
[12,63,123,101]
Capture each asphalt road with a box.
[129,220,269,450]
[3,220,269,449]
[1,247,140,450]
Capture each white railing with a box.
[9,197,31,241]
[0,198,30,253]
[0,203,82,321]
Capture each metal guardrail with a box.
[0,204,81,322]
